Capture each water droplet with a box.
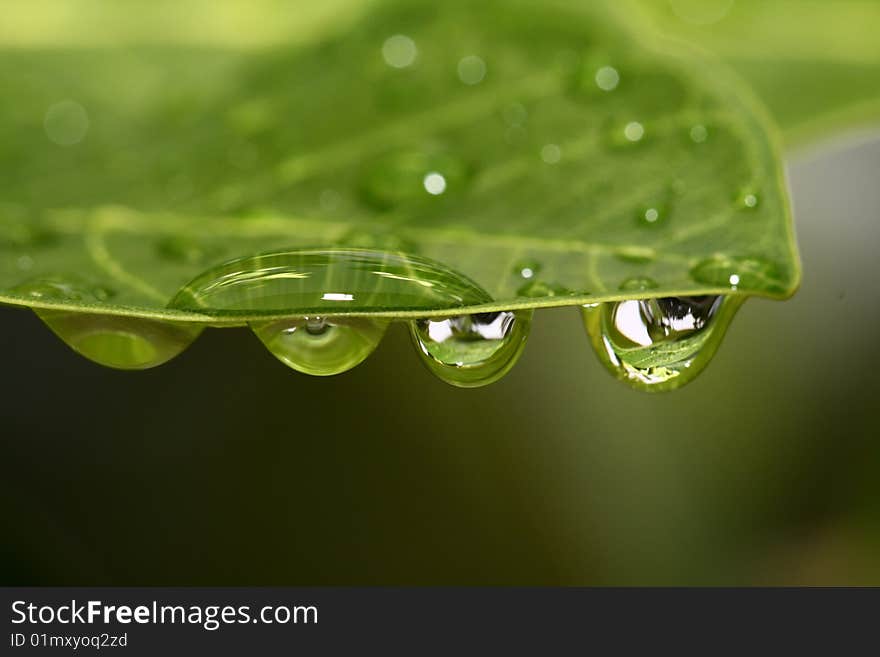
[619,277,658,292]
[690,255,786,294]
[410,310,531,387]
[514,260,542,280]
[457,55,486,85]
[689,124,708,143]
[382,34,418,69]
[44,100,89,146]
[359,150,468,210]
[252,316,387,376]
[594,65,620,91]
[737,188,760,209]
[516,280,573,298]
[36,310,201,370]
[423,171,447,195]
[155,236,224,265]
[11,275,115,302]
[624,121,645,142]
[540,143,562,164]
[613,247,656,264]
[605,120,647,149]
[582,295,741,391]
[169,249,493,317]
[16,255,34,271]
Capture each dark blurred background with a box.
[2,135,879,585]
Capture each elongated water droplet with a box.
[581,295,742,391]
[169,249,492,317]
[619,276,658,292]
[252,316,387,376]
[36,310,201,370]
[410,310,531,387]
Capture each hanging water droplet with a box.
[690,255,786,294]
[359,150,469,210]
[169,249,493,317]
[581,296,742,391]
[410,310,531,387]
[36,310,201,370]
[251,316,387,376]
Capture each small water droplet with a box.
[624,121,645,142]
[410,310,531,387]
[613,247,656,264]
[594,65,620,91]
[514,260,542,280]
[359,150,468,210]
[582,296,741,391]
[155,236,224,265]
[44,100,89,146]
[737,188,760,209]
[605,120,647,149]
[516,280,572,298]
[36,310,201,370]
[689,124,708,143]
[252,316,387,376]
[16,255,34,271]
[169,249,493,316]
[423,171,447,195]
[690,255,785,294]
[11,275,115,302]
[382,34,418,69]
[540,143,562,164]
[457,55,487,85]
[619,277,658,292]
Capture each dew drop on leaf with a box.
[689,255,785,294]
[618,276,658,292]
[581,295,741,391]
[359,150,469,210]
[251,316,387,376]
[410,310,531,387]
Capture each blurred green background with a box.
[2,1,880,585]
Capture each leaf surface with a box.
[0,0,799,323]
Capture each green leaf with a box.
[0,0,799,326]
[627,0,880,145]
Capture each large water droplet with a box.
[169,249,493,317]
[36,310,201,370]
[252,316,387,376]
[581,295,742,391]
[359,150,469,210]
[410,310,531,387]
